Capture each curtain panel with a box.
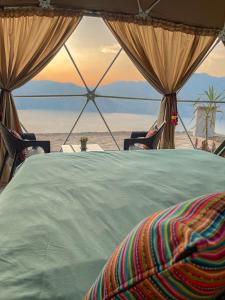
[105,20,217,148]
[0,11,81,184]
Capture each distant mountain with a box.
[13,73,225,117]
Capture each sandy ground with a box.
[35,131,225,152]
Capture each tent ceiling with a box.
[0,0,225,30]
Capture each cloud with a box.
[100,43,121,54]
[196,42,225,77]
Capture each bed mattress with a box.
[0,150,224,299]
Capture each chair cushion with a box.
[143,127,158,149]
[85,192,225,300]
[145,127,157,138]
[26,146,44,158]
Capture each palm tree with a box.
[194,86,225,151]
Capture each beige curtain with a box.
[0,10,81,184]
[105,20,217,148]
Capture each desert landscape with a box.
[36,131,225,152]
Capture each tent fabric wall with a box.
[0,11,81,185]
[0,0,225,31]
[105,19,217,148]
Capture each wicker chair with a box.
[124,122,166,151]
[0,123,50,182]
[214,139,225,157]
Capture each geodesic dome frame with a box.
[0,0,225,184]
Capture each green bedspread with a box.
[0,150,224,299]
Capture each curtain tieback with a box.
[164,92,176,97]
[164,93,178,126]
[1,88,11,93]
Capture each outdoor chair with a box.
[214,139,225,157]
[0,123,50,183]
[124,122,166,151]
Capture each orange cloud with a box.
[35,46,145,86]
[196,42,225,77]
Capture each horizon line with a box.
[31,72,225,87]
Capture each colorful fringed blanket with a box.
[86,192,225,300]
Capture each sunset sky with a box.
[34,17,225,87]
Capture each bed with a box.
[0,149,224,299]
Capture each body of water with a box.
[17,110,225,135]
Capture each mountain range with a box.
[14,73,225,117]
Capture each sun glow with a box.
[34,17,225,86]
